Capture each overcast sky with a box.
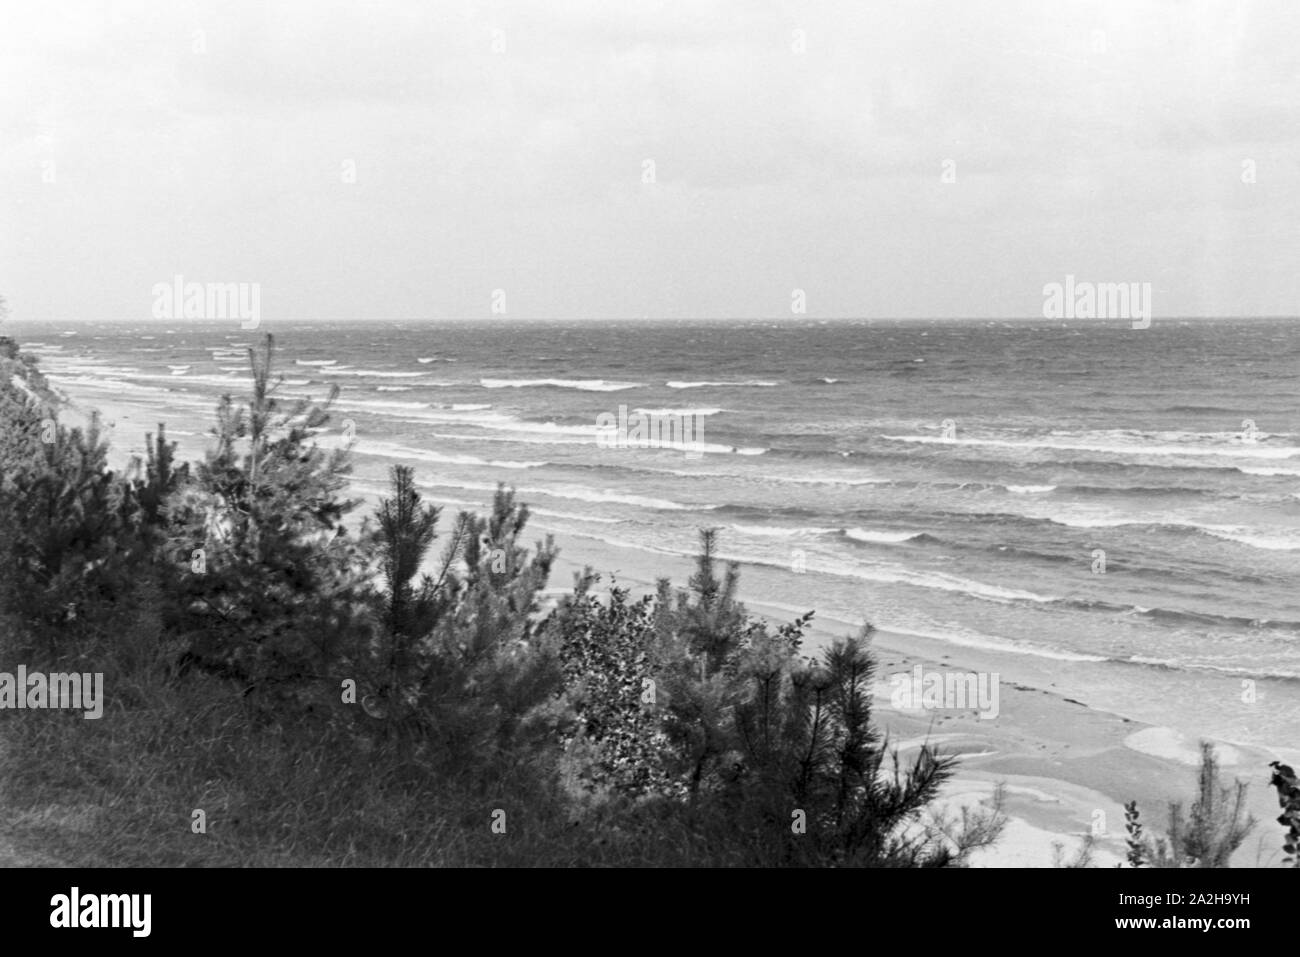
[2,0,1298,322]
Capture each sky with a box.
[2,0,1298,322]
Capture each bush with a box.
[163,334,373,711]
[549,529,1005,866]
[1124,742,1256,867]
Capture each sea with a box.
[13,317,1300,754]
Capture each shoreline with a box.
[57,378,1296,867]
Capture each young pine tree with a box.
[166,334,372,709]
[358,475,562,774]
[1126,742,1255,867]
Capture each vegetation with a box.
[0,330,1289,868]
[1268,760,1299,867]
[1122,742,1256,868]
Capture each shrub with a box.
[549,529,1003,866]
[163,334,373,711]
[1269,761,1300,867]
[1125,742,1255,867]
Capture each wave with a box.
[376,386,412,392]
[1238,466,1300,477]
[1006,510,1300,552]
[595,434,767,455]
[777,553,1060,605]
[44,375,182,397]
[1160,405,1249,415]
[425,431,596,448]
[844,528,924,545]
[130,372,255,388]
[1064,483,1216,498]
[632,407,723,416]
[295,359,337,366]
[1126,604,1300,635]
[526,507,620,525]
[1199,526,1300,551]
[359,442,545,470]
[321,369,426,378]
[667,380,778,389]
[46,363,139,377]
[881,625,1109,663]
[730,524,836,538]
[1006,484,1057,494]
[388,411,766,455]
[536,486,716,512]
[775,474,891,486]
[882,433,1300,460]
[1039,512,1300,549]
[416,479,712,512]
[480,378,641,392]
[341,399,430,411]
[1122,656,1300,682]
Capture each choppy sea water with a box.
[19,318,1300,752]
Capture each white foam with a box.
[342,399,430,411]
[322,369,425,378]
[359,442,545,470]
[777,475,890,486]
[730,524,836,538]
[1006,484,1057,494]
[845,528,923,544]
[1125,727,1241,766]
[1047,515,1138,528]
[1200,525,1300,551]
[527,507,620,525]
[884,434,1300,460]
[881,625,1108,662]
[1238,466,1300,476]
[667,380,778,389]
[418,479,710,512]
[130,372,256,388]
[832,563,1057,604]
[632,407,723,416]
[480,378,641,392]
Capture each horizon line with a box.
[5,315,1298,327]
